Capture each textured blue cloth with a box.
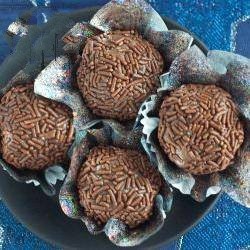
[0,0,249,249]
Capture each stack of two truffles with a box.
[75,30,165,228]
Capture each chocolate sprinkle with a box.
[77,30,164,121]
[77,146,162,228]
[158,84,244,175]
[0,84,74,170]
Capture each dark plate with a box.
[0,7,220,250]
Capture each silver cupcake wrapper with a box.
[59,120,173,247]
[62,0,193,69]
[90,0,167,33]
[0,11,83,196]
[137,45,250,207]
[161,46,250,119]
[89,0,193,62]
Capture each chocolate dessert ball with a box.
[77,30,164,121]
[77,146,162,228]
[0,84,74,170]
[158,84,244,175]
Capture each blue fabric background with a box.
[0,0,249,249]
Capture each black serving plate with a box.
[0,7,219,250]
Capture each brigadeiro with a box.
[77,30,164,121]
[77,146,162,228]
[158,84,244,175]
[0,84,74,170]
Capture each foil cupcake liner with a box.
[0,11,85,195]
[59,120,173,247]
[63,0,194,68]
[90,0,194,67]
[137,45,250,207]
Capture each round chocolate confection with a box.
[158,84,244,175]
[0,84,74,170]
[77,30,164,121]
[77,146,162,228]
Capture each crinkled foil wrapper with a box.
[137,45,250,207]
[0,11,93,195]
[89,0,194,66]
[59,120,173,247]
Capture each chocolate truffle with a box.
[77,146,162,228]
[0,84,74,170]
[77,30,164,121]
[158,84,244,175]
